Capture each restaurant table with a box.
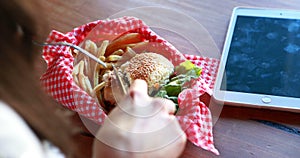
[40,0,300,157]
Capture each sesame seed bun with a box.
[120,52,174,93]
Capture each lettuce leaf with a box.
[154,60,202,112]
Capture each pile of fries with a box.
[72,32,149,111]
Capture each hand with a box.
[92,79,186,158]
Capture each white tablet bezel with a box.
[213,7,300,112]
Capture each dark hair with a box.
[0,1,93,157]
[0,1,39,61]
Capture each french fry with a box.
[111,49,124,56]
[115,47,137,66]
[125,46,137,55]
[72,61,81,76]
[97,62,113,70]
[73,74,79,86]
[93,64,100,87]
[84,75,94,95]
[78,73,87,92]
[130,41,149,49]
[95,88,107,112]
[121,41,149,49]
[77,60,88,92]
[99,56,106,61]
[97,40,109,57]
[78,60,84,75]
[72,61,84,75]
[106,55,122,62]
[105,33,143,56]
[106,41,148,56]
[84,40,98,55]
[93,81,106,93]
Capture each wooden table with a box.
[40,0,300,157]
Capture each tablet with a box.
[213,7,300,112]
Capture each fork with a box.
[33,41,107,68]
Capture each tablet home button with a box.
[261,96,272,104]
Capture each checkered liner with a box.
[40,17,219,155]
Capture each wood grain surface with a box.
[39,0,300,157]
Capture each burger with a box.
[119,52,174,94]
[101,51,201,113]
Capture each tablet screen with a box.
[213,7,300,111]
[221,15,300,98]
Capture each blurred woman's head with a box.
[0,2,88,157]
[0,2,97,157]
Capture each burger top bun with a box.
[120,52,174,94]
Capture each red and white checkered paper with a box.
[40,17,220,155]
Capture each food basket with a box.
[40,16,220,155]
